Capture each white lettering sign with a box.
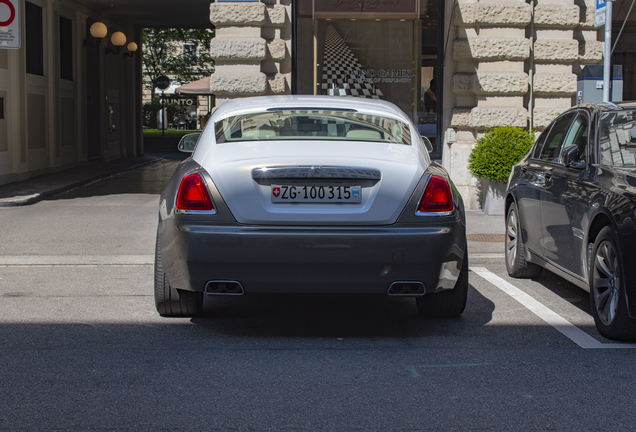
[0,0,19,49]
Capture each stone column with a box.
[449,0,531,209]
[209,1,291,106]
[532,2,579,128]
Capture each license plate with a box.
[271,185,361,203]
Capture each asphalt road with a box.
[1,157,636,431]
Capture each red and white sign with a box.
[272,187,281,198]
[0,0,20,49]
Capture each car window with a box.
[560,112,588,164]
[599,110,636,166]
[214,110,412,145]
[532,127,550,159]
[537,112,577,162]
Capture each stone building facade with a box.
[445,0,603,208]
[209,1,291,106]
[207,0,608,210]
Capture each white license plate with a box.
[271,185,361,203]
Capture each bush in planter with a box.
[468,126,535,183]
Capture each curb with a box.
[469,253,505,266]
[0,158,163,207]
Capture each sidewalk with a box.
[0,156,162,207]
[465,209,506,265]
[0,158,506,265]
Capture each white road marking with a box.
[0,255,154,266]
[471,267,636,349]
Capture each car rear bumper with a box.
[158,220,466,295]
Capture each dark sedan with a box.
[505,102,636,340]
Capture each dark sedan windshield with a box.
[599,110,636,166]
[214,110,411,145]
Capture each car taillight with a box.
[416,175,453,214]
[176,173,215,212]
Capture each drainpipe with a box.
[528,0,535,131]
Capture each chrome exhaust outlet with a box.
[205,280,245,295]
[387,281,426,296]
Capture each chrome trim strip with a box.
[174,171,218,215]
[416,210,454,216]
[252,166,381,180]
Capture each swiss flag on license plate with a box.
[272,187,281,197]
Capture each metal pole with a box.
[161,90,165,137]
[603,0,613,102]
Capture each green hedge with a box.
[468,126,535,184]
[142,129,200,137]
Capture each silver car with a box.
[155,95,467,317]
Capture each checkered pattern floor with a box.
[321,25,383,99]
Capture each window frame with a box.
[535,111,577,163]
[559,110,590,167]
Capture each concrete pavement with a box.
[0,155,163,207]
[0,154,507,265]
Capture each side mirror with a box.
[421,136,433,153]
[178,133,201,153]
[562,144,585,169]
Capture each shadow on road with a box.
[189,285,496,340]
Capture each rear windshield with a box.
[214,109,412,145]
[599,110,636,166]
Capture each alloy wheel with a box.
[506,208,518,268]
[593,240,620,326]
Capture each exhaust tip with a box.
[387,281,426,296]
[205,280,245,296]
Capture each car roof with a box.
[575,101,636,114]
[211,95,412,123]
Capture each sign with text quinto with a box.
[0,0,19,49]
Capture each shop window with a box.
[612,18,636,101]
[418,0,440,159]
[294,0,443,159]
[25,2,44,76]
[60,16,73,81]
[183,42,196,59]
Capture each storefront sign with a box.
[351,69,413,84]
[158,94,197,106]
[0,0,20,49]
[300,0,416,14]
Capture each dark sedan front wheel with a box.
[589,227,636,340]
[505,202,542,278]
[154,239,203,317]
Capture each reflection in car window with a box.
[538,112,576,162]
[532,128,550,159]
[214,110,412,145]
[560,113,588,164]
[599,110,636,166]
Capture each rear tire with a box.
[416,252,468,317]
[589,227,636,340]
[505,202,542,278]
[154,237,203,317]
